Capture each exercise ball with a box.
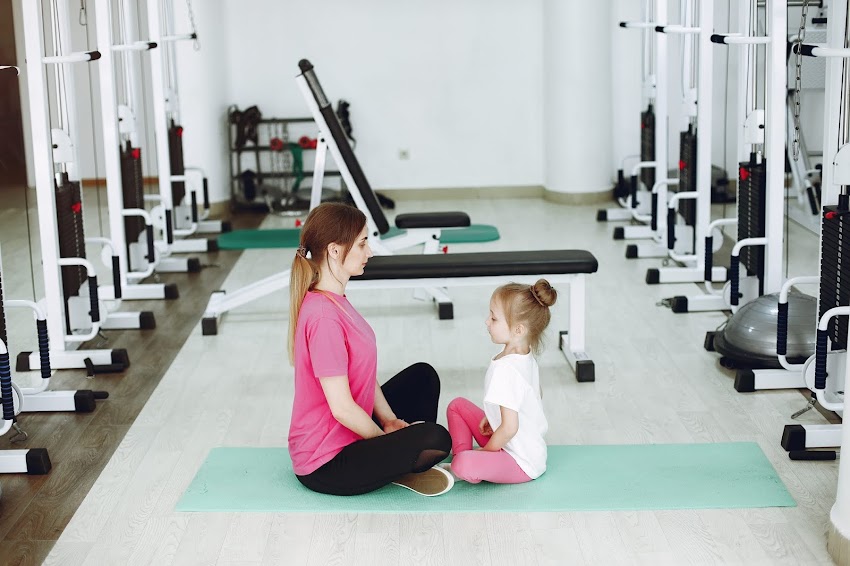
[713,290,817,369]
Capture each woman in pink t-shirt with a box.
[287,203,453,496]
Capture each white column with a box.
[171,0,230,206]
[543,0,613,198]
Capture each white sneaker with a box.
[392,465,454,497]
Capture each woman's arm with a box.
[481,406,519,451]
[373,381,409,433]
[320,376,385,439]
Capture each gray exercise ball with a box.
[714,290,817,369]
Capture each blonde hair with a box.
[491,279,557,354]
[288,203,367,362]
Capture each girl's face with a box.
[485,297,513,345]
[339,225,373,277]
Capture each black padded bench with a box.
[344,249,599,382]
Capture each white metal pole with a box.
[655,0,668,201]
[94,0,130,289]
[694,0,713,273]
[762,0,786,294]
[121,0,146,149]
[21,0,70,354]
[146,0,175,234]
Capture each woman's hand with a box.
[479,417,493,436]
[382,418,409,434]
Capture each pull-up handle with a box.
[792,43,850,58]
[111,256,122,299]
[146,225,156,262]
[36,318,51,380]
[44,50,101,64]
[712,33,770,45]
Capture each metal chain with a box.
[186,0,200,50]
[792,0,811,161]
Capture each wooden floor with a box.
[0,183,263,565]
[1,189,843,565]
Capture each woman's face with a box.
[340,225,373,277]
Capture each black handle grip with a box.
[89,275,100,323]
[667,208,676,250]
[36,318,51,379]
[0,352,12,421]
[630,175,638,209]
[655,25,666,33]
[619,21,628,28]
[111,256,122,299]
[298,59,314,73]
[191,191,198,223]
[815,329,829,390]
[730,256,740,306]
[203,178,210,210]
[793,43,816,57]
[146,224,155,263]
[704,236,713,282]
[165,209,174,244]
[651,193,658,231]
[87,50,102,61]
[710,34,727,44]
[777,301,789,356]
[147,42,158,50]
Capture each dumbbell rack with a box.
[227,113,341,213]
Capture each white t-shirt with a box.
[483,352,548,479]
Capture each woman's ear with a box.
[515,323,527,336]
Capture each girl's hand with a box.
[383,418,409,433]
[479,417,493,436]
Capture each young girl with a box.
[445,280,556,484]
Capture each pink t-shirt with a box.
[288,290,378,475]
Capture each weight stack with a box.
[819,205,850,350]
[168,120,186,207]
[55,174,87,334]
[640,104,656,193]
[738,154,767,296]
[678,125,697,229]
[121,141,145,258]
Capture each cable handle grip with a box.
[0,351,13,422]
[36,318,51,379]
[203,178,210,210]
[815,329,829,390]
[776,302,789,356]
[729,256,740,306]
[630,175,638,209]
[191,191,199,223]
[88,276,100,323]
[704,236,713,282]
[655,26,666,33]
[710,34,727,44]
[165,210,174,245]
[651,193,658,231]
[146,225,156,263]
[111,256,122,299]
[667,209,676,250]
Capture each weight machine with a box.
[18,0,135,373]
[144,0,226,267]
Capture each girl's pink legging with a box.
[446,397,532,484]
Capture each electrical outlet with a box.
[398,149,410,160]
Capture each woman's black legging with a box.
[296,362,452,496]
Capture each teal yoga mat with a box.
[216,224,500,250]
[176,443,795,513]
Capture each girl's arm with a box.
[373,380,408,432]
[320,376,385,439]
[481,405,519,451]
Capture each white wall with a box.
[221,0,545,193]
[544,0,612,195]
